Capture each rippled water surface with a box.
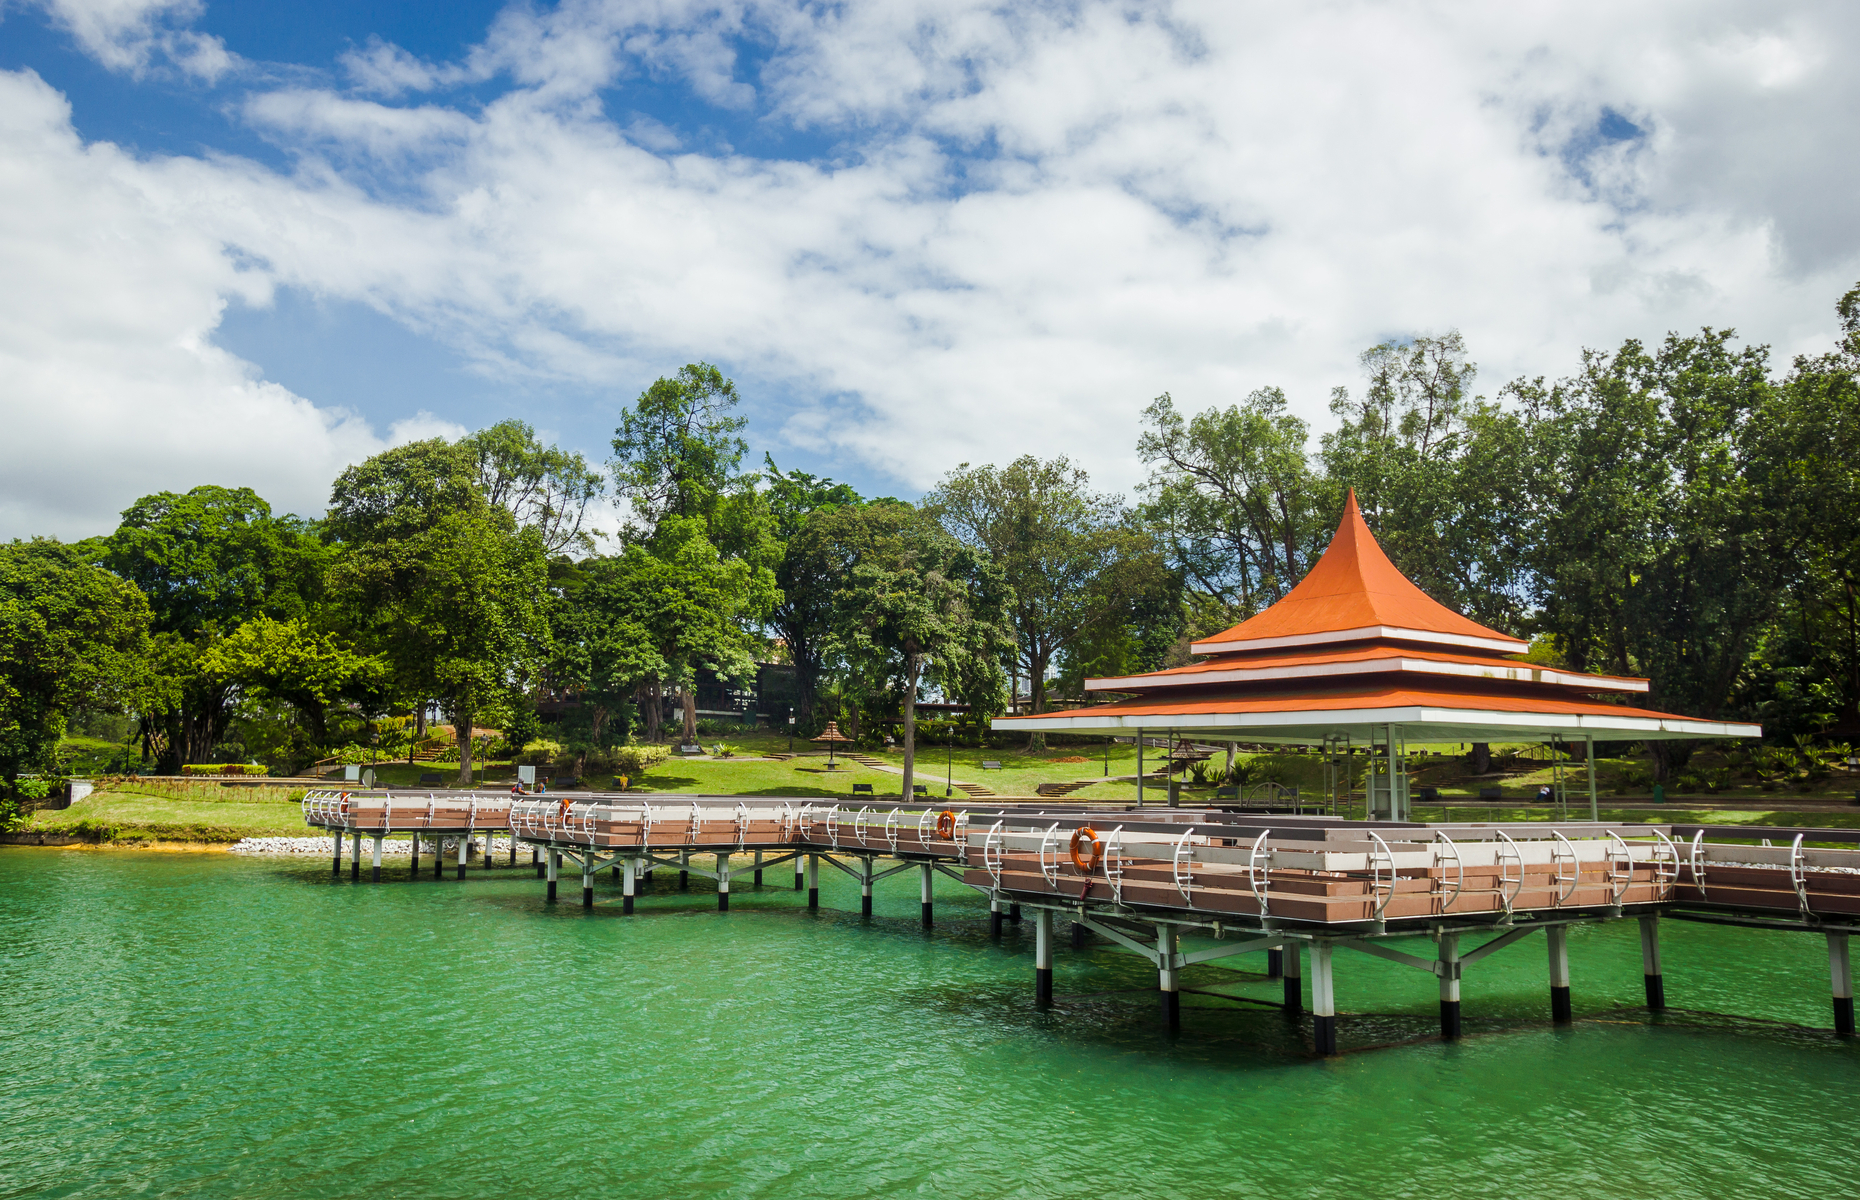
[2,847,1857,1198]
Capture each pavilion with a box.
[993,492,1760,819]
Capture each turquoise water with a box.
[2,848,1856,1199]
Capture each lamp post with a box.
[787,713,795,754]
[946,724,953,797]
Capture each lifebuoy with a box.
[1070,825,1103,874]
[935,810,958,841]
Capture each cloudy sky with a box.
[2,0,1856,540]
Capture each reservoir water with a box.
[2,847,1856,1198]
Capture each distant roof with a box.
[1189,490,1528,656]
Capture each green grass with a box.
[25,788,311,843]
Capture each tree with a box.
[1137,388,1326,623]
[0,540,150,794]
[196,617,383,749]
[102,486,329,770]
[817,502,1012,800]
[459,420,605,554]
[928,456,1170,747]
[328,439,551,784]
[611,363,749,534]
[764,456,863,733]
[1518,329,1805,778]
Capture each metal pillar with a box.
[1158,924,1180,1031]
[1830,932,1854,1037]
[1034,908,1054,1006]
[546,848,559,902]
[1282,939,1301,1014]
[920,863,934,928]
[860,857,874,918]
[350,832,362,881]
[679,850,688,890]
[410,834,419,879]
[532,846,542,878]
[331,830,342,875]
[1547,924,1572,1023]
[371,835,383,884]
[989,895,1003,938]
[433,836,442,879]
[483,833,493,870]
[509,836,516,866]
[1009,903,1021,924]
[622,858,636,915]
[794,854,804,891]
[1639,916,1665,1011]
[806,854,819,909]
[581,856,594,909]
[1586,733,1599,822]
[1311,942,1337,1055]
[1136,737,1143,806]
[1438,933,1461,1039]
[717,852,731,911]
[1070,922,1088,950]
[754,849,763,888]
[1267,948,1283,979]
[456,834,467,881]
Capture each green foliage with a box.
[765,455,864,729]
[0,539,151,786]
[612,744,671,776]
[610,362,749,534]
[459,419,605,554]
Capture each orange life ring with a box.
[1069,825,1104,874]
[935,810,958,841]
[557,796,571,819]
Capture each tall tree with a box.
[328,439,551,784]
[1137,388,1325,624]
[0,540,150,795]
[765,456,863,733]
[102,486,328,770]
[611,362,749,535]
[927,456,1169,747]
[460,420,606,554]
[817,502,1012,800]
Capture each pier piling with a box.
[794,856,804,891]
[433,837,442,879]
[1438,933,1461,1039]
[371,835,383,884]
[1311,942,1337,1055]
[989,896,1003,939]
[533,847,542,878]
[1158,924,1180,1031]
[1830,932,1854,1036]
[718,852,730,911]
[860,857,874,918]
[456,836,467,881]
[1282,940,1301,1014]
[582,857,594,909]
[1640,917,1665,1011]
[1547,925,1572,1023]
[754,850,763,888]
[1034,909,1054,1007]
[331,830,342,876]
[350,832,361,882]
[806,853,819,909]
[1267,947,1283,979]
[1009,903,1021,924]
[623,858,636,914]
[410,834,419,879]
[920,864,933,928]
[546,849,559,903]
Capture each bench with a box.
[419,773,444,785]
[913,785,928,796]
[981,761,1002,770]
[1478,786,1502,800]
[852,783,874,795]
[1416,786,1440,802]
[557,777,581,790]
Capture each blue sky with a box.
[1,0,1857,539]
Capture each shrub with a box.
[516,739,563,766]
[612,745,670,776]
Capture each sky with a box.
[2,0,1857,542]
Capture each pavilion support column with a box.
[1158,924,1180,1032]
[920,863,934,929]
[1034,908,1054,1007]
[622,858,637,915]
[546,849,559,903]
[1548,924,1573,1024]
[1640,916,1666,1012]
[1282,940,1302,1015]
[1586,734,1600,822]
[1830,932,1854,1037]
[717,852,731,912]
[371,835,383,884]
[1136,737,1144,806]
[1311,942,1337,1055]
[1438,932,1461,1039]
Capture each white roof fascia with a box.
[992,705,1761,742]
[1085,657,1647,694]
[1189,625,1528,657]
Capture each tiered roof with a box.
[995,491,1759,745]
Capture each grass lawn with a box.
[26,785,311,843]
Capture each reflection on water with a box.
[1,849,1856,1198]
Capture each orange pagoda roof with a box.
[994,490,1759,745]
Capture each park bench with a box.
[419,773,444,785]
[981,761,1002,770]
[852,783,874,795]
[1478,786,1502,800]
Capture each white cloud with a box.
[29,0,235,80]
[6,1,1860,540]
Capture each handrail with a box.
[1246,830,1270,918]
[885,807,900,854]
[1789,832,1813,920]
[1550,830,1579,906]
[983,820,1005,888]
[1106,826,1126,905]
[1495,830,1523,915]
[1689,830,1706,902]
[1604,830,1633,907]
[1367,830,1395,920]
[1433,830,1463,914]
[1650,829,1680,900]
[1038,823,1062,886]
[1171,827,1196,908]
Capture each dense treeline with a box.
[5,284,1860,804]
